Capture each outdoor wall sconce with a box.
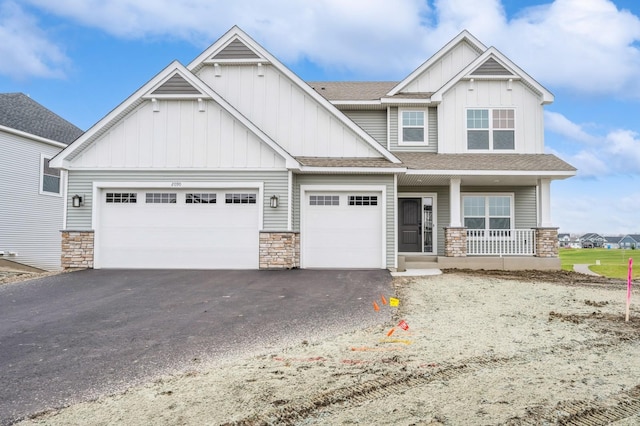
[270,195,278,208]
[72,194,83,208]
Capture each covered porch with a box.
[394,153,576,270]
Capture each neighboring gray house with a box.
[580,233,607,248]
[620,234,640,249]
[0,93,83,270]
[603,236,622,249]
[51,27,575,271]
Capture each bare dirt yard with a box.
[16,270,640,425]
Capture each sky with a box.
[1,0,639,236]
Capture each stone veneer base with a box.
[61,230,95,269]
[259,232,300,269]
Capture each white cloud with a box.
[18,0,640,97]
[0,1,69,79]
[545,111,597,144]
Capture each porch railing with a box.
[466,229,536,256]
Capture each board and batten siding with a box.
[66,170,289,231]
[439,80,545,154]
[292,174,396,268]
[196,64,383,158]
[398,186,450,256]
[0,131,64,270]
[389,107,438,152]
[341,110,387,147]
[69,99,286,169]
[402,40,481,94]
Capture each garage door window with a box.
[348,195,378,206]
[146,193,177,204]
[186,193,216,204]
[309,195,339,206]
[225,193,256,204]
[106,193,137,203]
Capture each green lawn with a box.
[559,248,640,279]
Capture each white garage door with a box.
[97,189,259,269]
[302,192,383,268]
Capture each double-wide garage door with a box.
[302,191,384,268]
[97,188,259,269]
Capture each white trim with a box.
[299,184,387,269]
[298,166,406,174]
[39,154,63,197]
[287,170,293,231]
[332,100,382,106]
[381,98,432,105]
[398,192,438,255]
[64,167,290,172]
[393,174,398,269]
[0,125,69,149]
[386,106,391,151]
[91,181,264,269]
[62,170,68,229]
[398,108,428,146]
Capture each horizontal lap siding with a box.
[66,170,289,231]
[0,133,64,270]
[342,110,387,147]
[293,174,396,268]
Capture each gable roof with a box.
[387,30,487,97]
[50,62,299,169]
[431,47,554,104]
[308,82,397,101]
[0,93,83,145]
[394,153,575,173]
[188,26,401,164]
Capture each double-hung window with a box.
[463,195,513,232]
[399,109,426,145]
[467,108,515,150]
[40,156,61,195]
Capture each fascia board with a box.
[405,169,576,177]
[431,47,554,104]
[387,30,487,96]
[380,98,432,105]
[188,27,402,165]
[297,166,407,174]
[0,125,68,149]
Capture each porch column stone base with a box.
[61,230,95,269]
[259,232,299,269]
[535,227,559,258]
[444,227,467,257]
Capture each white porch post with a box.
[449,178,462,227]
[538,178,553,227]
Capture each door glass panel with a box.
[423,197,433,253]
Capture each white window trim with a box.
[398,108,428,146]
[465,108,516,151]
[461,193,514,230]
[39,154,62,197]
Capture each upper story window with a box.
[399,109,427,145]
[467,108,515,150]
[463,194,513,230]
[41,156,61,195]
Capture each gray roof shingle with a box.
[394,152,576,172]
[295,157,401,168]
[308,82,397,101]
[0,93,83,144]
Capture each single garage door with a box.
[302,192,383,268]
[97,189,259,269]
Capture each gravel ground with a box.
[15,269,639,425]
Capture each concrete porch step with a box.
[405,261,440,269]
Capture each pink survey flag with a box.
[626,258,633,322]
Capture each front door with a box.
[398,198,421,252]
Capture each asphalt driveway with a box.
[0,269,392,425]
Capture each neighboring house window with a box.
[463,195,513,230]
[41,157,61,195]
[399,109,427,145]
[225,193,256,204]
[309,195,339,206]
[146,193,177,203]
[467,108,515,150]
